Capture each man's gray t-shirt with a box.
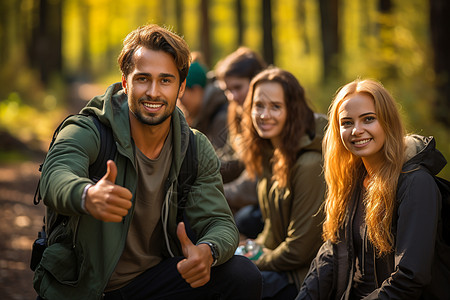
[106,128,173,291]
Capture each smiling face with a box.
[122,47,185,127]
[338,93,386,167]
[251,81,287,147]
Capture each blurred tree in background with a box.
[0,0,448,178]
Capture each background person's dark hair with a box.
[214,47,268,154]
[215,47,267,81]
[118,24,191,83]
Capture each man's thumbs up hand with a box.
[85,160,132,222]
[103,158,118,183]
[177,221,195,254]
[176,222,213,288]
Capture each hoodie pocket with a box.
[39,241,85,286]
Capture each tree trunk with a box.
[175,0,184,35]
[0,0,9,66]
[318,0,339,82]
[29,0,62,86]
[375,0,397,80]
[296,0,310,54]
[79,1,91,79]
[236,0,244,46]
[262,0,274,65]
[200,0,211,67]
[160,0,168,25]
[430,0,450,126]
[378,0,392,12]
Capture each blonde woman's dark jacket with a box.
[297,135,449,300]
[254,114,327,290]
[33,82,239,300]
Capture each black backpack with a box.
[30,113,197,271]
[426,174,450,300]
[435,175,450,245]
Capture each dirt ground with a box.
[0,159,45,299]
[0,82,107,299]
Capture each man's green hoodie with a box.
[34,83,239,299]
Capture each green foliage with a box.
[0,92,65,153]
[0,151,30,164]
[0,0,448,177]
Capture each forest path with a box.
[0,160,43,299]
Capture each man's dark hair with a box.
[118,24,191,83]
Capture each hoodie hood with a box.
[79,82,191,173]
[403,134,447,176]
[195,82,228,128]
[298,113,328,153]
[80,82,129,150]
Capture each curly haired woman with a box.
[241,67,327,300]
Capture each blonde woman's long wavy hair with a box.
[322,79,405,255]
[241,67,315,188]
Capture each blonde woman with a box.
[297,79,449,299]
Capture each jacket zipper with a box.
[72,216,81,248]
[343,190,360,300]
[362,225,367,276]
[373,246,379,288]
[278,187,286,231]
[162,184,175,257]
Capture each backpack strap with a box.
[34,114,117,205]
[33,115,75,205]
[86,114,117,183]
[176,129,198,224]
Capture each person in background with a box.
[179,58,229,149]
[33,24,262,300]
[214,47,268,240]
[215,46,268,179]
[297,79,449,300]
[240,67,327,299]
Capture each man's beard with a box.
[132,97,174,126]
